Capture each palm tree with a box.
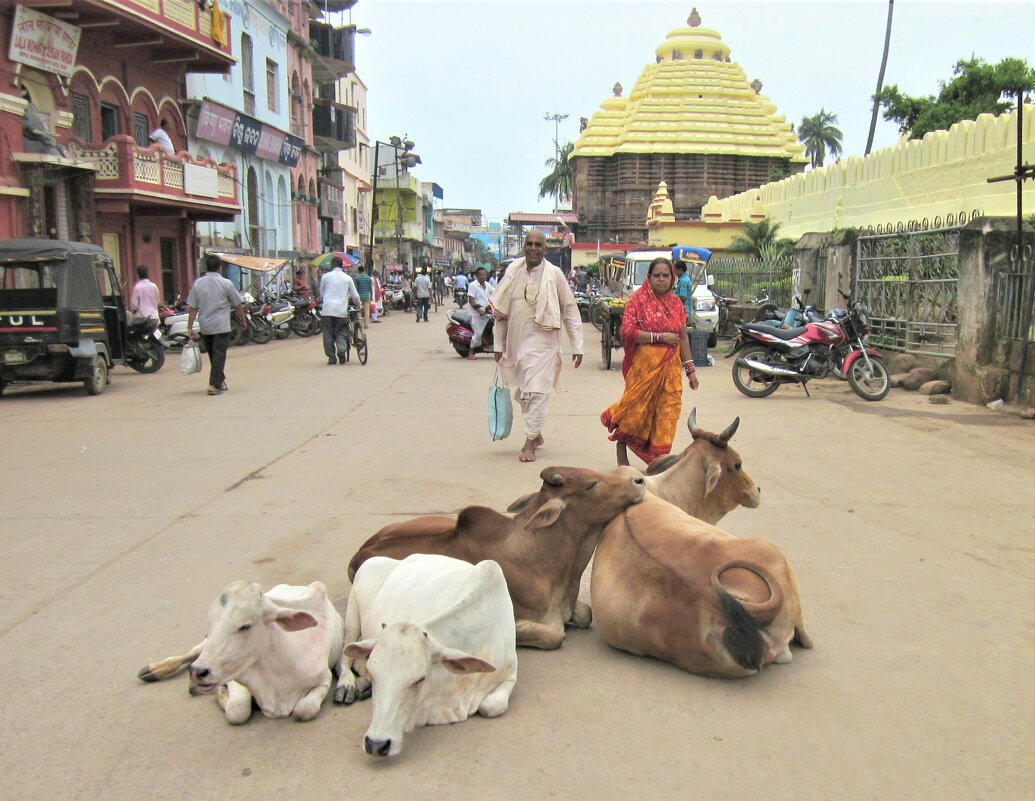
[727,219,792,259]
[798,109,844,168]
[865,0,895,155]
[538,141,574,208]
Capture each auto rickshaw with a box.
[0,239,129,396]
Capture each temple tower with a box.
[571,8,807,243]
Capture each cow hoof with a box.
[137,666,158,683]
[355,677,372,700]
[570,602,593,629]
[333,685,356,705]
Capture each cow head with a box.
[644,409,760,525]
[506,466,646,529]
[344,622,495,758]
[188,581,318,694]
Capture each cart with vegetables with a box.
[599,297,628,370]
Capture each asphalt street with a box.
[0,303,1031,800]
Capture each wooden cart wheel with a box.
[600,317,612,370]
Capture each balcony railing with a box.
[311,103,357,153]
[68,137,239,213]
[309,22,355,83]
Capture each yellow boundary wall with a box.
[692,108,1034,238]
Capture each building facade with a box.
[336,72,370,254]
[0,0,239,301]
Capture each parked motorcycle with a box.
[755,289,826,329]
[726,290,890,401]
[124,317,166,373]
[446,308,494,357]
[158,296,198,348]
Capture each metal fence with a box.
[995,249,1035,342]
[707,257,794,308]
[854,224,962,357]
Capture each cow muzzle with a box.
[188,664,219,694]
[364,735,396,757]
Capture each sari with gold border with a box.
[600,281,687,465]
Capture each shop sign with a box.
[183,163,218,198]
[8,7,81,79]
[196,100,303,167]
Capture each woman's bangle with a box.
[682,359,695,368]
[648,331,655,344]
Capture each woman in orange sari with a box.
[600,257,699,466]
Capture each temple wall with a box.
[703,109,1034,238]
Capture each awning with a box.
[212,253,290,273]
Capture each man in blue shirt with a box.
[675,261,693,316]
[352,265,374,330]
[452,271,469,307]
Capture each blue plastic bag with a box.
[488,368,513,441]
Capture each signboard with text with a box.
[8,7,81,79]
[196,100,303,167]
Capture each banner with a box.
[195,100,303,167]
[8,7,81,79]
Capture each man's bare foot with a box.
[534,433,544,448]
[519,436,539,462]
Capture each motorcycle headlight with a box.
[694,299,716,312]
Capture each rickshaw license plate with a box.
[3,350,27,364]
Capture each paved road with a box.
[1,307,1031,800]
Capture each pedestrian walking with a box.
[353,264,373,329]
[414,269,432,322]
[492,230,584,462]
[319,256,360,365]
[186,254,247,396]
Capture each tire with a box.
[731,345,782,398]
[589,301,608,332]
[847,356,891,401]
[84,355,107,396]
[249,318,273,345]
[126,340,165,373]
[452,342,470,358]
[354,329,368,365]
[600,323,612,370]
[305,313,322,336]
[289,314,312,337]
[707,332,717,348]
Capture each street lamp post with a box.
[543,112,569,212]
[367,136,420,280]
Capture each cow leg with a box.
[569,601,593,629]
[478,678,517,718]
[515,619,566,650]
[217,681,253,725]
[136,640,204,683]
[293,669,332,722]
[794,619,814,649]
[334,594,370,704]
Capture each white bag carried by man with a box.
[180,341,202,375]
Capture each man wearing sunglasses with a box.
[491,229,584,462]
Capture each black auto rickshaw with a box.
[0,239,129,396]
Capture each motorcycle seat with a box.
[740,323,808,340]
[450,309,473,326]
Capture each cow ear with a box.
[438,647,496,675]
[704,461,723,496]
[645,453,680,475]
[272,609,318,632]
[506,491,537,513]
[344,639,375,661]
[526,497,566,530]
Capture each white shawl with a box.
[490,257,562,330]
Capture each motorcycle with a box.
[726,290,890,401]
[446,308,494,358]
[755,289,826,329]
[125,317,166,373]
[158,296,198,348]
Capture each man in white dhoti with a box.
[492,230,583,462]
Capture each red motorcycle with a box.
[726,290,890,401]
[445,308,494,358]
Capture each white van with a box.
[623,249,718,332]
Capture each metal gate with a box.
[708,257,794,309]
[854,218,969,357]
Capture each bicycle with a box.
[714,294,738,340]
[340,307,369,365]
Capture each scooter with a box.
[446,308,494,358]
[158,298,199,348]
[124,317,166,373]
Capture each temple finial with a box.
[688,8,701,27]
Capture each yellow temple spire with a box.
[572,8,807,162]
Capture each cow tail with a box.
[716,589,765,672]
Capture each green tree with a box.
[538,141,574,207]
[727,220,794,259]
[875,57,1035,139]
[798,109,844,168]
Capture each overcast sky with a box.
[342,0,1032,223]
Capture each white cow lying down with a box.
[336,554,518,758]
[138,581,345,724]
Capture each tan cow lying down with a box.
[347,466,646,650]
[591,495,813,678]
[620,410,760,525]
[137,582,345,723]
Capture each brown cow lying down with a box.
[348,466,646,650]
[617,410,760,525]
[591,494,813,678]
